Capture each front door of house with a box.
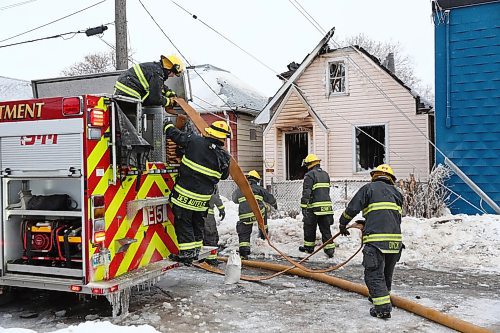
[285,132,308,180]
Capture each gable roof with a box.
[254,27,336,125]
[255,28,433,124]
[263,85,328,136]
[188,64,268,116]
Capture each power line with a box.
[288,0,489,214]
[0,24,109,49]
[137,0,239,116]
[0,0,107,43]
[0,0,39,11]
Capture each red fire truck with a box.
[0,92,214,315]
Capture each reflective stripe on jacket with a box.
[301,165,333,216]
[339,179,403,253]
[114,62,168,107]
[232,179,277,223]
[165,126,230,211]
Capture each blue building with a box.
[433,0,500,214]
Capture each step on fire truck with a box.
[0,74,215,315]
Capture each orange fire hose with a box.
[232,259,492,333]
[174,98,358,274]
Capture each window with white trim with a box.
[355,125,387,172]
[328,61,346,94]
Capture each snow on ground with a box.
[217,198,500,273]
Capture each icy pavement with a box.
[1,210,499,332]
[0,262,499,333]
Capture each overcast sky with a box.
[0,0,435,97]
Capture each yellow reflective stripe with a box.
[363,234,402,243]
[239,242,251,247]
[217,205,225,210]
[304,241,316,247]
[179,242,198,250]
[239,207,265,220]
[363,202,402,215]
[380,249,401,254]
[342,211,353,221]
[300,203,307,208]
[182,156,222,179]
[207,209,214,214]
[164,123,175,131]
[171,197,207,212]
[133,64,149,90]
[174,184,211,201]
[372,295,391,305]
[115,82,141,99]
[195,241,203,248]
[314,211,333,215]
[207,253,217,260]
[238,195,263,203]
[307,201,332,208]
[312,182,330,190]
[324,243,336,249]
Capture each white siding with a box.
[264,48,429,183]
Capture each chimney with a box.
[384,53,395,73]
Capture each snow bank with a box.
[217,197,500,273]
[0,321,160,333]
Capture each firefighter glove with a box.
[165,97,176,108]
[339,224,350,236]
[165,89,177,98]
[219,209,226,220]
[163,120,174,133]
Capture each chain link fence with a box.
[217,179,367,217]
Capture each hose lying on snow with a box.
[224,259,492,333]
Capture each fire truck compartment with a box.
[1,177,85,280]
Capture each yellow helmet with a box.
[304,153,320,164]
[205,120,231,140]
[247,170,261,180]
[161,54,185,76]
[370,164,396,182]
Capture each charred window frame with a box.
[328,60,347,95]
[354,124,388,172]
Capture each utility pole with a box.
[115,0,128,70]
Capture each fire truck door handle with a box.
[110,102,117,185]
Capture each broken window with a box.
[329,61,346,94]
[249,128,257,141]
[355,125,386,172]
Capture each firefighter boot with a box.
[169,250,196,266]
[298,246,315,254]
[324,248,335,258]
[239,248,250,260]
[370,307,391,319]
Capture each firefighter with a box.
[114,54,184,108]
[338,164,403,319]
[299,154,335,258]
[203,187,226,266]
[232,170,277,260]
[164,120,231,265]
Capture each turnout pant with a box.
[237,215,268,256]
[303,212,335,252]
[363,244,403,313]
[172,205,206,259]
[203,213,219,260]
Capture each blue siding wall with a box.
[434,2,500,214]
